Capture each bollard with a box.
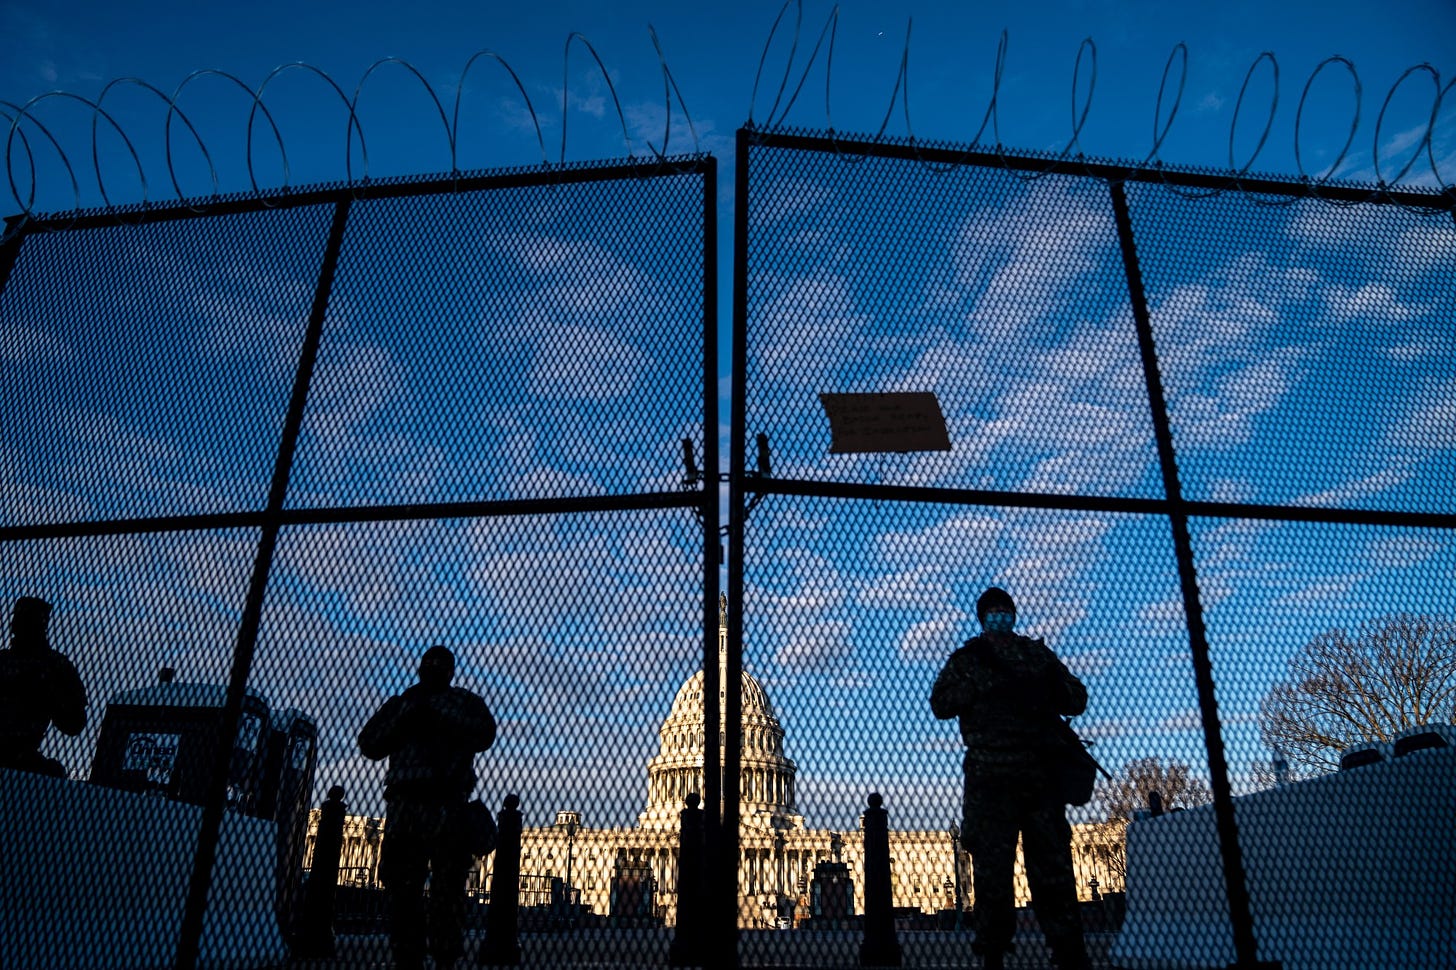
[477,794,523,966]
[668,793,706,967]
[290,784,346,959]
[859,793,902,968]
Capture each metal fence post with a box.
[859,793,902,967]
[174,197,352,970]
[1109,181,1278,970]
[478,794,522,966]
[290,785,346,958]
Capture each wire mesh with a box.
[741,142,1160,500]
[289,174,710,508]
[1,158,715,969]
[733,128,1456,970]
[1126,183,1456,514]
[1,204,334,525]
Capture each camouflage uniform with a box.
[360,664,495,970]
[931,627,1089,969]
[0,598,86,777]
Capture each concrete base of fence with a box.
[1112,739,1456,970]
[0,767,288,970]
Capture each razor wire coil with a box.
[5,10,1455,244]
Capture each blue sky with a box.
[2,1,1454,829]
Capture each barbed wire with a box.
[746,0,1453,208]
[1,26,703,243]
[4,10,1454,243]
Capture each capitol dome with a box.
[638,598,803,831]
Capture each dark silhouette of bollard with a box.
[478,794,522,966]
[669,793,706,967]
[290,784,346,959]
[859,793,902,967]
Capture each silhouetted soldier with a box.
[930,587,1090,970]
[359,646,496,970]
[0,597,87,777]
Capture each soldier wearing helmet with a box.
[359,645,496,970]
[930,587,1090,970]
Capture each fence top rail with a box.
[5,152,715,235]
[739,125,1455,212]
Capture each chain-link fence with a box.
[729,128,1456,969]
[3,119,1455,970]
[1,157,719,969]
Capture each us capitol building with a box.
[309,602,1122,927]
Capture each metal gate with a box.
[727,126,1456,969]
[0,157,719,969]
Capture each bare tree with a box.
[1089,757,1212,887]
[1258,613,1456,773]
[1095,756,1212,823]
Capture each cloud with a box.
[1388,380,1456,451]
[858,565,958,612]
[1384,342,1435,362]
[1,320,71,363]
[1153,260,1318,455]
[1374,121,1434,182]
[1294,464,1412,507]
[1138,598,1186,625]
[1274,574,1361,608]
[752,271,872,394]
[528,323,646,401]
[0,453,91,522]
[955,181,1114,342]
[564,89,607,120]
[1323,282,1421,324]
[1160,708,1205,732]
[751,177,837,228]
[1064,648,1116,680]
[621,99,732,160]
[774,620,853,671]
[1365,534,1444,570]
[1289,206,1456,279]
[991,515,1112,642]
[897,614,964,663]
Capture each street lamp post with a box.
[948,822,963,929]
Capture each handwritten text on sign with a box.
[819,392,951,454]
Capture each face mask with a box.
[983,611,1015,633]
